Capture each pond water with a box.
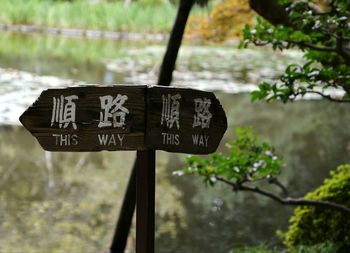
[0,32,349,253]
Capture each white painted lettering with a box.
[98,94,129,128]
[60,134,69,146]
[174,134,180,145]
[193,98,212,128]
[98,134,125,146]
[71,134,78,145]
[162,133,180,146]
[108,134,117,146]
[98,134,109,145]
[166,133,172,144]
[117,134,125,146]
[52,134,79,146]
[162,133,167,144]
[199,136,204,146]
[204,135,209,147]
[161,94,181,129]
[51,95,78,130]
[192,134,209,147]
[192,134,199,145]
[53,134,60,145]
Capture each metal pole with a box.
[136,150,156,253]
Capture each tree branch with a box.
[215,176,350,215]
[294,90,350,103]
[252,41,272,47]
[297,42,337,52]
[249,0,321,26]
[241,185,350,214]
[268,177,289,197]
[249,0,350,63]
[336,35,350,64]
[248,0,290,26]
[251,38,337,53]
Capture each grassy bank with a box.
[0,0,178,33]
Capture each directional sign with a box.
[146,86,227,154]
[20,85,146,152]
[20,85,227,154]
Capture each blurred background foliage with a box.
[186,0,254,43]
[0,0,254,41]
[0,0,350,253]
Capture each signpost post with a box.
[20,84,227,253]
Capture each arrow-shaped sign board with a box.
[20,85,227,154]
[19,84,228,253]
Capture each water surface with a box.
[0,32,349,253]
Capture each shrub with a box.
[186,0,254,42]
[230,242,343,253]
[284,165,350,248]
[290,242,346,253]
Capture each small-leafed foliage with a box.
[181,127,282,186]
[242,0,350,103]
[284,165,350,248]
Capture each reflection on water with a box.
[0,125,136,252]
[0,32,303,91]
[0,33,349,252]
[1,94,349,252]
[156,94,350,252]
[0,33,303,125]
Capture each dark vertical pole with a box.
[136,149,156,253]
[110,161,137,253]
[109,1,195,252]
[157,0,195,86]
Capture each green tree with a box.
[177,0,350,250]
[178,128,350,247]
[179,127,350,215]
[243,0,350,103]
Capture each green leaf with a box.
[180,127,283,186]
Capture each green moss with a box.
[285,164,350,248]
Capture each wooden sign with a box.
[20,85,227,154]
[146,86,227,154]
[19,84,227,253]
[20,86,146,152]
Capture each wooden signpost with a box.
[20,84,227,253]
[146,86,227,154]
[20,86,146,152]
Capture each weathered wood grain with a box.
[146,86,227,154]
[20,85,227,154]
[20,85,146,151]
